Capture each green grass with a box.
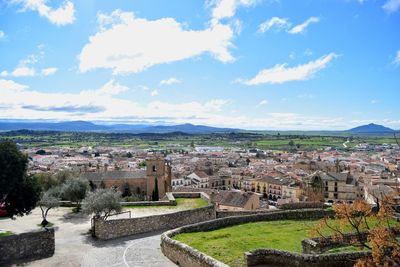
[173,218,396,267]
[0,231,14,238]
[123,198,208,210]
[324,245,366,254]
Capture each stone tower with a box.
[146,156,172,199]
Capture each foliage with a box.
[82,188,122,220]
[0,141,42,218]
[123,194,144,202]
[62,178,88,212]
[54,170,76,184]
[35,149,46,155]
[312,198,400,266]
[38,187,61,226]
[35,172,59,191]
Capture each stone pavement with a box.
[0,208,176,267]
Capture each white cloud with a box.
[15,0,75,26]
[79,10,234,75]
[258,17,290,33]
[1,52,56,77]
[97,80,129,95]
[2,79,398,130]
[209,0,257,25]
[41,67,58,76]
[204,99,229,111]
[0,79,28,91]
[0,30,5,39]
[1,67,35,77]
[150,90,159,96]
[383,0,400,13]
[258,100,268,106]
[288,17,320,34]
[393,50,400,65]
[160,77,182,85]
[370,99,379,104]
[239,53,337,85]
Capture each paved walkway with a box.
[0,208,176,267]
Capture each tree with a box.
[0,141,42,218]
[35,172,59,191]
[35,149,46,155]
[89,180,97,191]
[152,177,159,201]
[288,140,295,147]
[126,152,133,158]
[312,198,400,267]
[62,178,88,212]
[82,189,121,220]
[38,187,60,226]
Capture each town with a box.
[1,129,399,266]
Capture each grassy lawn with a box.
[123,198,208,210]
[173,218,395,267]
[0,231,14,238]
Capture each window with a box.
[334,193,338,199]
[152,165,157,172]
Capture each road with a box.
[0,208,176,267]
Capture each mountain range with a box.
[0,120,237,134]
[0,120,397,134]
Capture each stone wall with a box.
[278,202,324,210]
[94,204,216,240]
[0,228,55,265]
[216,209,275,218]
[161,209,333,267]
[121,192,177,206]
[245,249,370,267]
[301,232,369,254]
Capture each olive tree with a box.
[82,188,121,220]
[62,178,88,212]
[38,187,61,226]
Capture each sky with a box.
[0,0,399,130]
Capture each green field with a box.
[0,231,14,238]
[0,130,396,151]
[173,218,392,267]
[123,197,208,210]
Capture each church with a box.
[80,156,172,200]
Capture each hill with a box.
[348,123,394,134]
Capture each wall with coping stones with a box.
[278,202,325,210]
[0,228,55,265]
[161,209,334,267]
[245,249,370,267]
[94,204,216,240]
[216,209,275,218]
[301,232,369,254]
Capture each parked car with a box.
[0,202,8,217]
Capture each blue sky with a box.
[0,0,399,130]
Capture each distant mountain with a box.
[0,121,238,134]
[348,123,394,134]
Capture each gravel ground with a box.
[0,207,176,267]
